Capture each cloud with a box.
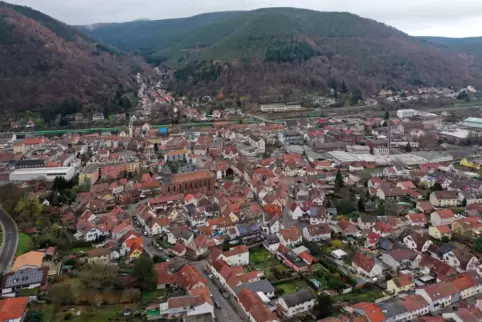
[5,0,482,37]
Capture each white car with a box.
[208,274,214,280]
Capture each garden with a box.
[249,246,281,270]
[16,232,33,256]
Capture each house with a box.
[452,270,482,299]
[406,213,428,227]
[278,226,302,247]
[11,251,44,271]
[379,249,418,271]
[400,295,430,321]
[401,231,432,253]
[277,289,316,318]
[387,273,415,295]
[170,243,186,257]
[302,224,331,242]
[146,216,170,236]
[263,235,280,254]
[442,248,479,272]
[429,225,452,240]
[430,209,456,227]
[451,217,482,236]
[415,254,457,282]
[86,248,111,265]
[429,191,458,207]
[237,288,279,322]
[288,202,310,220]
[0,297,29,322]
[330,220,358,236]
[92,113,105,121]
[234,280,276,299]
[415,281,459,312]
[352,251,383,278]
[151,294,214,320]
[221,245,249,267]
[397,181,416,190]
[351,302,385,322]
[1,267,48,296]
[357,215,377,230]
[377,186,405,200]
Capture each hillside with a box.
[420,36,482,60]
[0,1,151,116]
[81,8,481,101]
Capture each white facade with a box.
[9,167,76,182]
[415,289,455,312]
[397,109,418,118]
[278,295,316,318]
[260,104,302,112]
[222,251,249,267]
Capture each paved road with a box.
[194,262,245,322]
[0,209,18,274]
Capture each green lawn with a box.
[334,288,384,304]
[141,289,168,304]
[16,233,32,256]
[249,247,280,269]
[71,246,94,254]
[275,279,311,295]
[54,304,137,322]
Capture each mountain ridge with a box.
[0,1,152,116]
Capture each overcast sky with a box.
[5,0,482,37]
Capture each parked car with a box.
[222,292,229,299]
[208,274,214,280]
[215,301,222,309]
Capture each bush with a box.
[64,313,73,321]
[276,287,285,295]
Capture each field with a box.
[53,304,138,322]
[274,279,311,295]
[15,233,32,256]
[249,246,280,270]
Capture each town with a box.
[1,84,482,322]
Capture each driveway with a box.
[194,262,245,322]
[0,209,18,274]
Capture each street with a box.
[194,262,245,322]
[0,209,18,274]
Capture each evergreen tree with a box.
[358,198,365,212]
[405,143,412,152]
[341,81,348,93]
[335,169,344,191]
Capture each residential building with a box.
[430,209,456,227]
[278,226,302,247]
[351,302,385,322]
[221,245,249,267]
[0,297,29,322]
[386,273,414,295]
[429,225,452,240]
[429,191,458,207]
[302,224,331,242]
[277,289,316,318]
[1,267,48,296]
[260,103,301,113]
[352,251,383,278]
[416,282,459,312]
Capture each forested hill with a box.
[0,1,152,115]
[79,8,482,101]
[420,36,482,60]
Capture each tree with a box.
[13,195,43,224]
[340,81,348,94]
[432,182,443,191]
[49,283,75,307]
[335,169,344,191]
[404,143,412,153]
[441,236,450,243]
[376,202,385,215]
[358,198,365,212]
[132,254,157,291]
[79,264,118,291]
[312,295,333,319]
[384,110,390,120]
[475,238,482,253]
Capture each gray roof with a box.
[3,267,47,288]
[378,299,407,318]
[281,289,316,307]
[234,279,275,295]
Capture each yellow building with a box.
[387,273,414,295]
[428,225,452,240]
[460,158,482,170]
[79,164,100,185]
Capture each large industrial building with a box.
[462,117,482,129]
[9,167,75,182]
[396,109,418,118]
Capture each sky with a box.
[5,0,482,37]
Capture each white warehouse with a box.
[9,167,76,182]
[397,109,418,119]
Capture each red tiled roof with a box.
[401,294,429,312]
[435,209,455,218]
[352,252,376,273]
[0,297,29,320]
[279,226,302,242]
[223,245,249,257]
[407,213,427,223]
[351,302,385,322]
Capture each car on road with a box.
[222,292,229,299]
[208,274,214,280]
[214,301,221,309]
[143,231,148,236]
[136,222,142,227]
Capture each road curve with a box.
[0,209,18,274]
